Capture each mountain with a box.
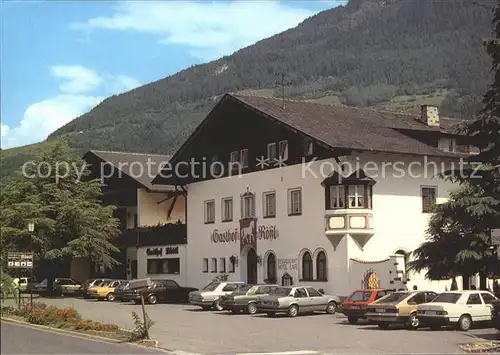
[1,0,494,180]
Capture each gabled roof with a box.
[84,150,173,192]
[230,93,464,158]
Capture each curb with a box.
[1,316,166,352]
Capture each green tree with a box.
[409,3,500,290]
[0,140,120,284]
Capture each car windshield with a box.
[271,287,292,296]
[431,293,461,303]
[348,291,372,302]
[202,282,220,291]
[246,286,259,295]
[373,292,409,304]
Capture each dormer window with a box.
[267,143,277,161]
[304,138,313,156]
[279,140,288,160]
[438,138,456,152]
[323,170,374,210]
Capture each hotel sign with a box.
[146,246,179,257]
[278,258,297,271]
[211,225,279,243]
[7,252,34,269]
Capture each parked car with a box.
[87,279,126,301]
[113,281,130,302]
[418,290,497,331]
[340,288,393,324]
[220,284,279,314]
[257,286,340,317]
[189,281,247,311]
[123,279,197,304]
[32,278,82,297]
[80,278,111,298]
[366,290,437,329]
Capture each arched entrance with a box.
[247,248,258,284]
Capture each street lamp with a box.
[27,222,35,306]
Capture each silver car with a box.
[257,286,340,317]
[189,281,247,311]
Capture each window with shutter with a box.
[421,187,437,213]
[241,192,255,219]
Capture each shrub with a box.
[129,311,154,341]
[73,320,119,332]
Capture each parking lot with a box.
[19,297,494,354]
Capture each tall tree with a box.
[409,3,500,289]
[0,140,120,280]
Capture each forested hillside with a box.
[1,0,494,180]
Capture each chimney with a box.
[420,105,440,127]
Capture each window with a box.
[221,198,233,222]
[438,138,456,152]
[375,291,388,300]
[425,292,437,302]
[421,187,437,213]
[304,138,313,156]
[202,258,208,273]
[165,280,179,288]
[230,151,239,163]
[329,185,345,209]
[147,258,180,274]
[408,292,426,304]
[481,293,496,304]
[288,188,302,216]
[294,288,308,298]
[316,251,327,281]
[211,155,222,175]
[204,200,215,223]
[267,143,277,161]
[228,258,235,273]
[306,287,322,297]
[263,191,276,218]
[301,252,313,281]
[348,291,372,301]
[240,149,249,168]
[222,283,238,292]
[241,193,255,219]
[279,140,288,160]
[348,185,365,208]
[266,252,277,282]
[211,258,217,273]
[219,258,226,273]
[470,146,480,155]
[467,293,482,305]
[431,293,460,303]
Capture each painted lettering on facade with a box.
[278,258,298,271]
[210,225,279,243]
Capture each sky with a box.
[1,0,346,149]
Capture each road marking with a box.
[234,351,320,355]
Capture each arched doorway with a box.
[247,248,258,284]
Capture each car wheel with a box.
[288,304,299,317]
[106,293,115,301]
[326,301,337,314]
[378,322,390,329]
[213,299,223,311]
[347,316,358,324]
[247,303,258,315]
[458,314,472,331]
[407,312,419,329]
[266,312,276,317]
[148,294,158,304]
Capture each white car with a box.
[188,281,247,311]
[417,290,497,331]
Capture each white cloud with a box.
[70,1,317,61]
[2,66,140,149]
[50,65,103,94]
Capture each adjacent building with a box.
[152,93,476,295]
[78,150,188,285]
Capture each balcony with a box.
[324,209,374,250]
[116,222,187,248]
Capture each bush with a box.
[129,311,154,341]
[73,320,119,332]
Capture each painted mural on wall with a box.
[362,269,380,289]
[240,218,257,252]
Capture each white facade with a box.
[185,152,463,296]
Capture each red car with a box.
[340,289,393,324]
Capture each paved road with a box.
[18,297,491,354]
[0,322,163,354]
